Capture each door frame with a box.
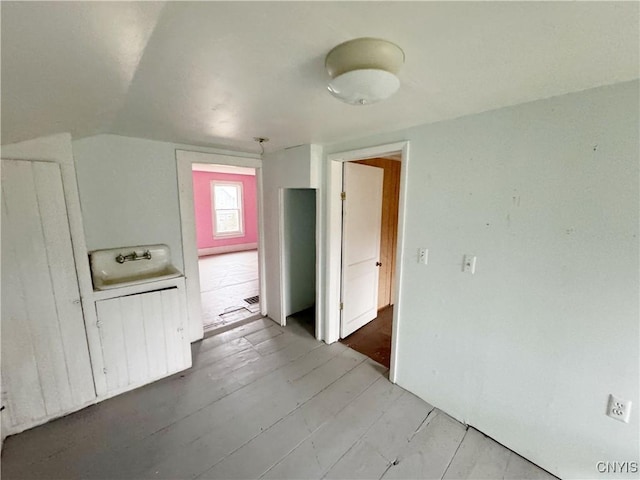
[324,141,410,383]
[176,149,265,342]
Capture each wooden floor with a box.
[199,250,260,331]
[340,305,393,368]
[1,317,557,480]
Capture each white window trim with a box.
[211,180,245,239]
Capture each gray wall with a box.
[283,189,316,316]
[325,80,639,480]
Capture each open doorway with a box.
[192,163,261,333]
[282,188,317,338]
[176,150,265,343]
[338,156,401,368]
[324,141,409,382]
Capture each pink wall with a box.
[192,171,258,250]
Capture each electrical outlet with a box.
[607,394,632,423]
[418,248,428,265]
[463,255,476,274]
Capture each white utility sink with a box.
[90,244,182,290]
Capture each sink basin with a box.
[90,244,182,291]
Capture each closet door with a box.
[1,159,96,435]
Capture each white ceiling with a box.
[2,1,638,152]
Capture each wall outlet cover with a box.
[607,394,632,423]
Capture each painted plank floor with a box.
[199,251,260,332]
[1,317,557,480]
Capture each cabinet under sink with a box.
[89,244,192,398]
[95,286,191,394]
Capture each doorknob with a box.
[376,262,382,267]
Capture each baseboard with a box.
[198,243,258,256]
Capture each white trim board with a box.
[198,243,258,256]
[192,163,256,176]
[323,141,410,384]
[176,149,265,342]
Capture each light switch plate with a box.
[463,255,476,274]
[418,248,428,265]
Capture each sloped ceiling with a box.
[2,1,638,152]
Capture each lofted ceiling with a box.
[1,1,638,153]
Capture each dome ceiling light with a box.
[325,37,405,106]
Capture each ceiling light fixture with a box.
[253,136,269,155]
[325,37,405,106]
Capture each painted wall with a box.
[74,134,319,329]
[73,135,186,271]
[283,189,316,316]
[192,170,257,251]
[324,80,639,480]
[263,144,321,324]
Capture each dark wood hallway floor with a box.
[340,305,393,368]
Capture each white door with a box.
[340,162,384,337]
[1,159,96,436]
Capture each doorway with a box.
[338,156,401,368]
[324,141,409,382]
[176,150,265,343]
[192,164,261,333]
[282,188,317,337]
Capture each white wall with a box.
[73,135,186,271]
[283,189,316,316]
[73,135,257,271]
[324,80,639,480]
[262,144,321,324]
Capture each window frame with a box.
[210,180,245,239]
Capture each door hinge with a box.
[339,302,344,311]
[341,192,346,201]
[96,320,102,328]
[103,367,107,374]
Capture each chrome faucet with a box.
[115,250,152,264]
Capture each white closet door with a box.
[1,159,96,434]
